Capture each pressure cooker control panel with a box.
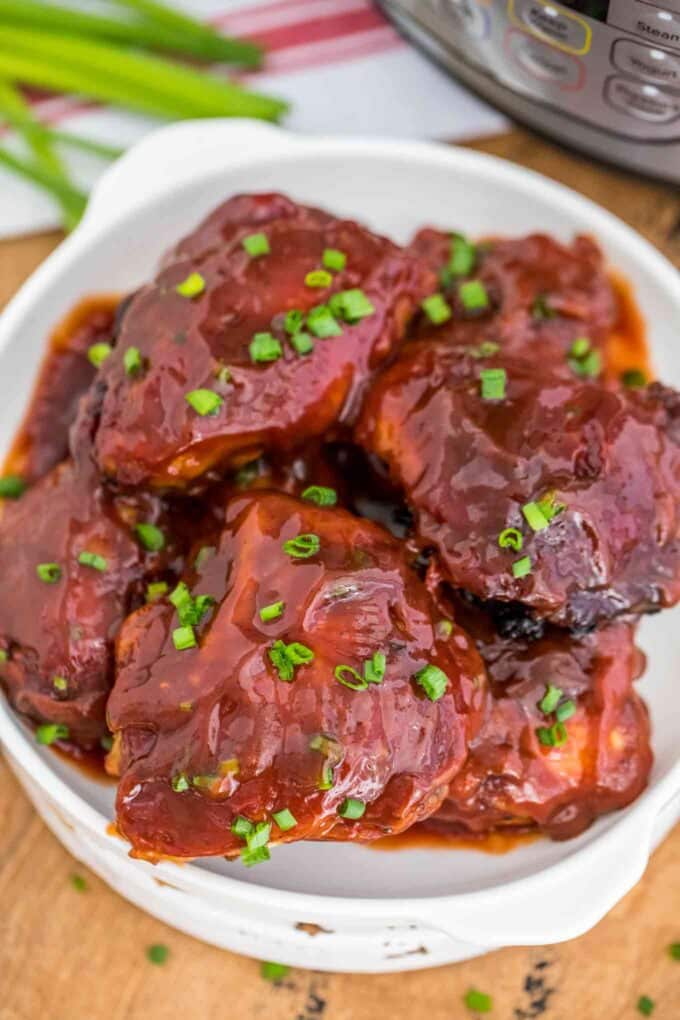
[382,0,680,142]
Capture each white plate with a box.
[2,121,680,972]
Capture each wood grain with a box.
[1,127,680,1019]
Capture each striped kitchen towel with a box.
[0,0,507,238]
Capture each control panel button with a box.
[507,29,584,88]
[607,0,680,54]
[612,38,680,87]
[508,0,592,55]
[438,0,490,39]
[605,75,680,122]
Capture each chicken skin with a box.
[425,609,652,841]
[106,492,486,861]
[0,460,176,746]
[410,229,616,369]
[357,343,680,630]
[82,193,434,488]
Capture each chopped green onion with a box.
[185,388,223,416]
[0,650,7,663]
[460,280,490,311]
[123,345,143,376]
[539,685,563,715]
[146,581,169,603]
[171,773,190,792]
[146,944,170,966]
[536,722,568,748]
[240,845,270,867]
[329,289,375,324]
[172,625,197,651]
[448,233,476,277]
[536,491,566,522]
[307,304,342,338]
[194,545,215,569]
[52,675,68,693]
[283,533,320,559]
[334,664,367,691]
[290,332,314,355]
[637,997,655,1016]
[284,309,305,335]
[170,582,214,628]
[498,527,523,552]
[260,600,285,623]
[570,336,591,359]
[87,342,112,368]
[338,797,366,820]
[669,942,680,960]
[246,820,271,850]
[556,699,576,723]
[70,874,87,892]
[512,555,532,579]
[261,961,290,982]
[421,293,451,326]
[464,988,493,1014]
[269,640,314,682]
[413,663,448,701]
[135,522,165,552]
[78,550,108,572]
[249,332,282,363]
[100,734,113,752]
[175,272,205,298]
[467,340,500,359]
[437,619,453,640]
[305,269,333,289]
[231,815,254,839]
[0,474,25,499]
[322,248,347,272]
[36,562,62,584]
[318,762,334,790]
[272,808,297,831]
[622,368,647,389]
[522,501,550,533]
[301,485,337,507]
[480,367,506,400]
[364,651,386,685]
[36,723,69,745]
[242,233,269,258]
[532,294,556,320]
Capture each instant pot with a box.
[377,0,680,182]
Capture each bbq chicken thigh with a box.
[106,491,487,860]
[357,343,680,631]
[0,460,175,746]
[425,609,651,841]
[410,229,616,370]
[82,193,434,488]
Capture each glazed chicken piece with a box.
[80,193,434,488]
[7,299,117,485]
[357,343,680,630]
[0,460,176,746]
[424,607,652,841]
[106,491,487,861]
[410,228,616,370]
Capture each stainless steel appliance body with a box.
[378,0,680,181]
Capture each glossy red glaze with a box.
[409,229,616,367]
[107,492,487,860]
[0,460,176,745]
[83,193,435,488]
[357,343,680,629]
[6,297,117,484]
[424,606,652,841]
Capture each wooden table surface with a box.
[2,127,680,1020]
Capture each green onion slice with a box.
[259,600,285,623]
[0,474,25,499]
[135,522,165,551]
[36,562,62,583]
[322,248,346,272]
[307,304,343,338]
[87,341,112,368]
[512,555,532,579]
[480,367,506,400]
[175,272,205,298]
[249,332,282,363]
[305,269,333,289]
[421,292,452,326]
[123,345,143,376]
[78,550,107,572]
[185,388,223,416]
[413,663,448,701]
[272,808,297,831]
[282,533,320,559]
[522,501,550,533]
[301,485,337,506]
[242,232,270,257]
[172,625,197,651]
[329,288,375,323]
[338,797,366,820]
[334,664,367,691]
[498,527,523,552]
[36,722,69,745]
[460,279,490,312]
[539,684,563,715]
